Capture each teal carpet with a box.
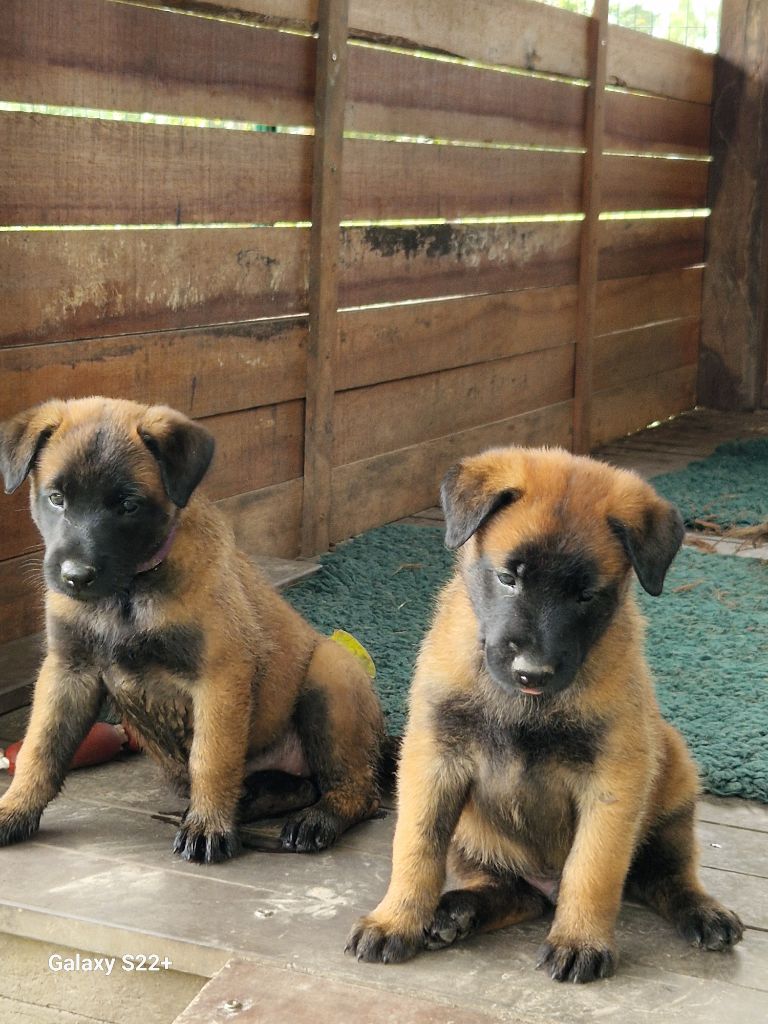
[652,438,768,528]
[286,524,768,803]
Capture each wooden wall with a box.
[0,0,713,644]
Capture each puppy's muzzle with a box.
[511,654,555,696]
[60,559,97,594]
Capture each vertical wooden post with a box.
[301,0,349,555]
[572,0,608,454]
[699,0,768,410]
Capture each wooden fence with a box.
[0,0,713,645]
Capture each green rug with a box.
[652,438,768,528]
[286,524,768,803]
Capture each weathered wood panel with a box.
[330,401,573,542]
[346,43,586,149]
[0,553,44,646]
[337,285,577,390]
[339,222,581,307]
[602,154,709,212]
[0,229,309,346]
[591,363,698,447]
[607,24,714,104]
[219,478,303,559]
[333,344,574,465]
[0,0,315,127]
[598,218,706,281]
[605,90,710,156]
[341,139,583,220]
[347,0,589,81]
[128,0,317,26]
[593,317,700,391]
[2,114,312,226]
[596,267,704,335]
[0,321,307,420]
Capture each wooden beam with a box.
[301,0,349,555]
[572,0,608,454]
[700,0,768,410]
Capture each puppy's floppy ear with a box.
[609,493,684,597]
[138,406,215,508]
[0,401,66,494]
[440,456,523,549]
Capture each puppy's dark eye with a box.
[48,491,64,509]
[120,498,140,515]
[577,589,595,604]
[496,570,516,588]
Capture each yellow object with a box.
[330,629,376,679]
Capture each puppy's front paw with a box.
[425,889,481,950]
[172,815,240,864]
[281,807,343,852]
[0,802,42,847]
[676,899,744,951]
[537,936,616,983]
[345,916,422,964]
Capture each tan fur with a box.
[0,397,385,860]
[348,446,742,979]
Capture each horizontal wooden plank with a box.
[605,90,710,156]
[591,363,698,447]
[0,320,307,421]
[0,0,315,126]
[0,552,44,646]
[2,113,311,226]
[598,218,706,280]
[202,402,304,501]
[333,345,574,465]
[218,477,303,559]
[339,221,580,306]
[346,42,586,149]
[593,317,700,391]
[596,267,703,335]
[128,0,317,25]
[607,24,714,104]
[0,229,308,346]
[330,401,573,542]
[337,284,578,390]
[602,153,709,212]
[341,139,583,220]
[347,0,589,80]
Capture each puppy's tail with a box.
[377,733,401,792]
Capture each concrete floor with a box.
[0,408,766,1023]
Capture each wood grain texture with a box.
[605,90,710,156]
[330,401,572,542]
[347,0,589,80]
[0,229,309,346]
[2,113,312,226]
[602,153,709,212]
[341,139,583,220]
[0,0,315,127]
[301,0,349,556]
[127,0,317,25]
[0,320,307,421]
[218,478,303,559]
[596,267,704,335]
[593,317,700,391]
[0,552,45,646]
[339,221,581,306]
[607,24,714,104]
[591,363,697,446]
[337,285,578,390]
[346,42,586,149]
[333,344,574,465]
[598,218,706,280]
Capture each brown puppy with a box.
[0,397,384,862]
[347,446,743,981]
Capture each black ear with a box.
[440,462,522,550]
[609,502,684,596]
[139,407,215,508]
[0,402,64,494]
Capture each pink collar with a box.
[136,522,178,575]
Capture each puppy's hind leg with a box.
[426,848,548,951]
[280,639,384,852]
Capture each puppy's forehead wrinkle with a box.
[46,422,145,496]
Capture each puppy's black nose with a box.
[60,560,97,591]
